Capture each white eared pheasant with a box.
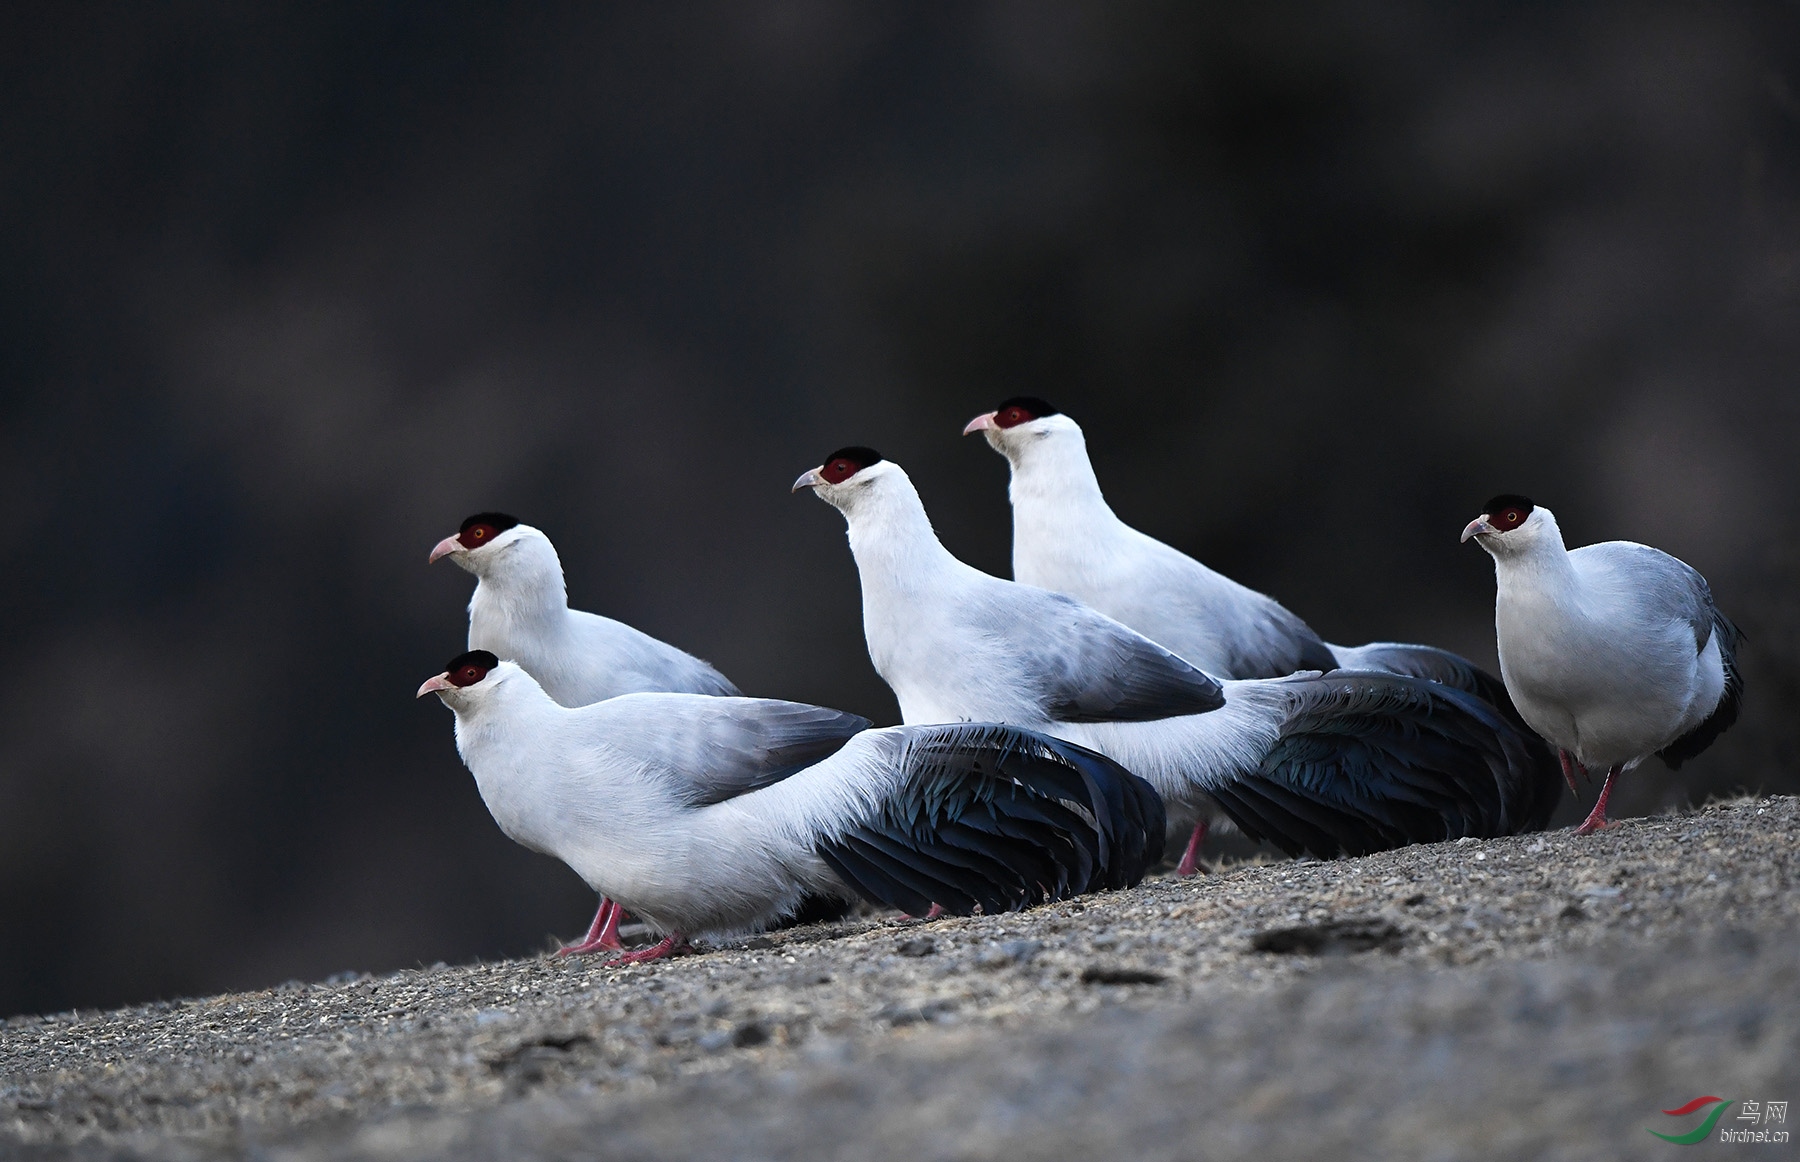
[795,447,1560,864]
[1463,494,1743,833]
[965,398,1559,865]
[963,398,1524,694]
[430,512,739,952]
[431,513,739,706]
[419,650,1166,962]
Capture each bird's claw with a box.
[555,935,623,956]
[603,934,688,966]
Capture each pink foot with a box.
[1573,765,1622,835]
[558,898,625,956]
[899,904,945,921]
[607,933,687,965]
[1557,750,1585,796]
[1175,820,1208,877]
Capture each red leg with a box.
[598,901,624,947]
[1175,820,1208,877]
[1557,750,1583,796]
[1574,765,1623,835]
[557,897,624,956]
[607,932,687,965]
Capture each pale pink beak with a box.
[962,411,999,436]
[1460,515,1496,543]
[416,673,455,698]
[791,466,825,492]
[428,535,463,564]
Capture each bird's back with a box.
[569,609,740,695]
[876,562,1227,729]
[484,607,740,708]
[1022,519,1334,678]
[1567,542,1718,645]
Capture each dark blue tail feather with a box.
[816,724,1166,916]
[1214,672,1562,859]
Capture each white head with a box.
[416,648,507,705]
[790,445,920,522]
[427,513,562,581]
[1460,494,1561,559]
[961,396,1086,469]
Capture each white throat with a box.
[1002,424,1138,586]
[468,532,570,637]
[837,470,965,600]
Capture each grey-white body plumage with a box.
[809,457,1555,853]
[451,523,740,706]
[984,413,1514,696]
[1479,507,1735,773]
[432,660,1164,936]
[449,673,862,935]
[996,417,1335,677]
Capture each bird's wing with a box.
[1568,542,1745,769]
[1569,542,1725,654]
[1618,550,1746,767]
[1136,545,1339,678]
[1657,610,1745,769]
[569,610,742,696]
[810,724,1166,917]
[1231,593,1341,677]
[983,586,1227,723]
[584,694,870,805]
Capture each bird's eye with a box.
[458,523,498,549]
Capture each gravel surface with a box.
[3,797,1797,1160]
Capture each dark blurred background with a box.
[3,1,1797,1019]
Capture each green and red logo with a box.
[1648,1096,1734,1144]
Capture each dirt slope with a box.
[3,797,1796,1160]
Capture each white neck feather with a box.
[1487,509,1578,598]
[839,469,967,605]
[468,533,570,641]
[1002,424,1139,584]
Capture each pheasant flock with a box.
[417,398,1744,964]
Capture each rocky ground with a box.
[2,797,1797,1161]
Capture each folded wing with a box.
[591,694,873,806]
[1001,589,1226,723]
